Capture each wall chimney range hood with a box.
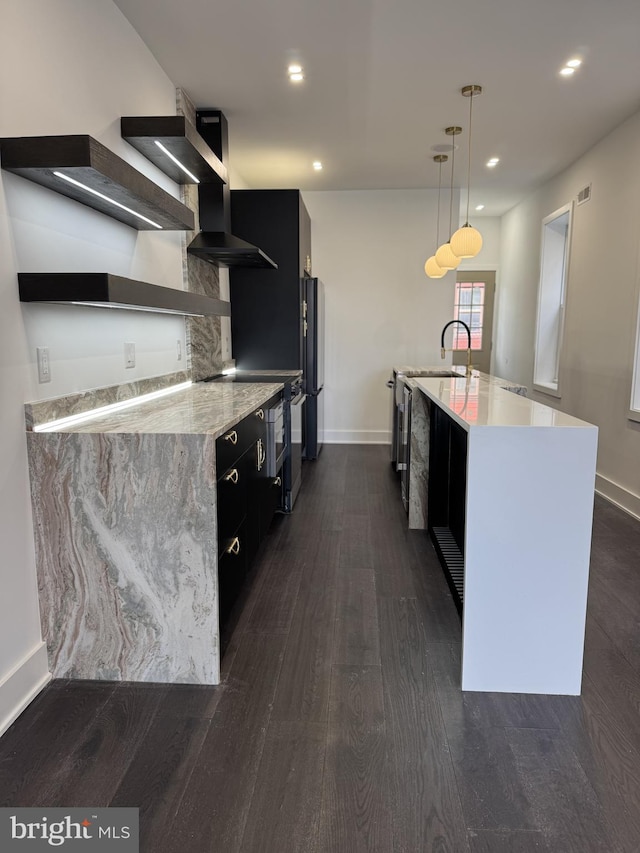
[187,110,277,269]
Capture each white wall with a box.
[303,189,463,443]
[302,190,501,443]
[495,108,640,516]
[0,0,188,734]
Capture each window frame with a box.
[532,202,573,398]
[628,252,640,421]
[452,280,486,351]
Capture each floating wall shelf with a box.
[121,116,228,185]
[18,273,231,317]
[0,135,195,231]
[187,231,278,269]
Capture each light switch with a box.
[124,342,135,369]
[37,347,51,383]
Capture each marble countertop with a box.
[413,374,596,430]
[39,381,284,438]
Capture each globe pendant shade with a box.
[425,256,446,278]
[450,224,483,258]
[435,242,460,270]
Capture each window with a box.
[533,203,572,396]
[453,281,485,350]
[630,287,640,421]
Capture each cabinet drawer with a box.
[216,406,268,477]
[216,419,252,477]
[217,455,247,549]
[218,519,248,629]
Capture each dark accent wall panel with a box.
[230,190,307,370]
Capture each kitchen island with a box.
[391,366,527,528]
[410,372,598,695]
[26,379,284,686]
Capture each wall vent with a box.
[577,184,592,205]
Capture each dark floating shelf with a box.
[18,273,230,317]
[121,115,227,185]
[187,231,278,269]
[0,135,195,231]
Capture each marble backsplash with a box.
[177,87,224,381]
[25,371,190,430]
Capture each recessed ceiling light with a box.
[288,63,304,82]
[475,204,485,211]
[566,58,582,68]
[560,66,575,76]
[486,158,499,168]
[312,161,323,171]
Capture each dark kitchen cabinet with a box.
[215,396,282,637]
[229,189,311,370]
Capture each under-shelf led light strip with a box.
[154,140,200,183]
[33,381,192,433]
[53,171,163,229]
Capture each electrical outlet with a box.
[177,339,182,361]
[37,347,51,383]
[124,342,135,369]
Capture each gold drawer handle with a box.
[226,537,240,556]
[224,468,239,484]
[224,430,238,445]
[256,408,265,420]
[274,476,282,486]
[257,438,266,471]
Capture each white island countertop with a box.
[412,370,599,695]
[414,374,594,430]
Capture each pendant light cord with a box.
[449,137,455,239]
[465,92,473,226]
[435,159,443,249]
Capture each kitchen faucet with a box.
[440,319,473,375]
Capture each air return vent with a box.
[577,184,592,205]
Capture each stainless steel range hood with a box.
[187,110,277,270]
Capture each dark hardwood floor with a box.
[2,444,640,851]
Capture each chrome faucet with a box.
[440,319,473,375]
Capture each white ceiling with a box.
[113,0,640,216]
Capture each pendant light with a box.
[425,154,447,278]
[451,84,483,259]
[435,126,462,271]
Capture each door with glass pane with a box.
[452,272,496,374]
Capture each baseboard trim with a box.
[323,430,390,445]
[0,642,51,738]
[595,473,640,522]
